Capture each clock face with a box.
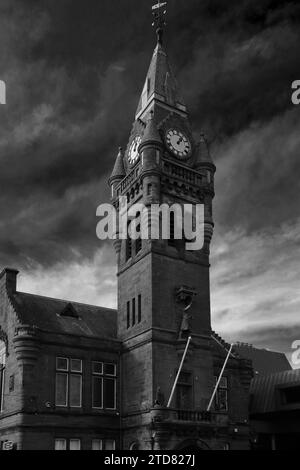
[166,129,191,159]
[128,136,141,165]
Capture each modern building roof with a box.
[11,291,118,340]
[250,369,300,415]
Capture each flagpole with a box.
[167,336,192,408]
[207,343,234,412]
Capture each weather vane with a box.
[152,1,167,45]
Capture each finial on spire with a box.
[152,1,167,45]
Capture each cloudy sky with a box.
[0,0,300,363]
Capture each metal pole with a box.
[167,336,192,408]
[207,343,233,412]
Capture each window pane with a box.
[178,371,192,385]
[70,359,82,373]
[127,302,130,329]
[177,385,192,410]
[219,377,228,389]
[103,378,116,409]
[93,362,103,375]
[92,439,103,450]
[55,439,67,450]
[138,295,141,323]
[132,298,136,326]
[55,373,68,406]
[70,439,81,450]
[217,389,228,412]
[70,374,82,407]
[104,363,116,376]
[283,387,300,404]
[0,341,6,366]
[56,357,68,371]
[105,440,116,450]
[92,376,103,408]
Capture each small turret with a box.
[139,110,162,151]
[109,147,125,197]
[195,133,215,169]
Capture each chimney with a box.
[0,268,19,294]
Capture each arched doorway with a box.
[175,439,211,451]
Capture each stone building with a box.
[0,29,255,450]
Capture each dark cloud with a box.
[0,0,299,354]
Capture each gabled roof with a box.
[135,42,187,119]
[235,343,291,375]
[12,292,117,340]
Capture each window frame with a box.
[55,357,83,409]
[126,301,130,329]
[92,439,116,450]
[92,361,117,411]
[132,298,136,326]
[138,295,142,323]
[176,369,194,410]
[54,438,81,451]
[214,375,229,413]
[54,438,67,451]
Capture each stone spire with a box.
[135,41,187,120]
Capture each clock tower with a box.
[109,6,252,451]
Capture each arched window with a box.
[0,340,6,412]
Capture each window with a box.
[135,230,142,254]
[127,301,130,329]
[176,371,193,410]
[70,439,81,451]
[135,212,142,254]
[92,362,117,410]
[214,376,228,412]
[126,222,132,260]
[92,439,116,450]
[132,298,136,326]
[168,212,175,246]
[9,374,14,392]
[138,295,142,323]
[282,386,300,405]
[55,439,67,451]
[55,357,82,408]
[55,439,81,450]
[0,341,6,412]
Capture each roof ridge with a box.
[14,291,117,312]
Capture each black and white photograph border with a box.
[0,0,300,452]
